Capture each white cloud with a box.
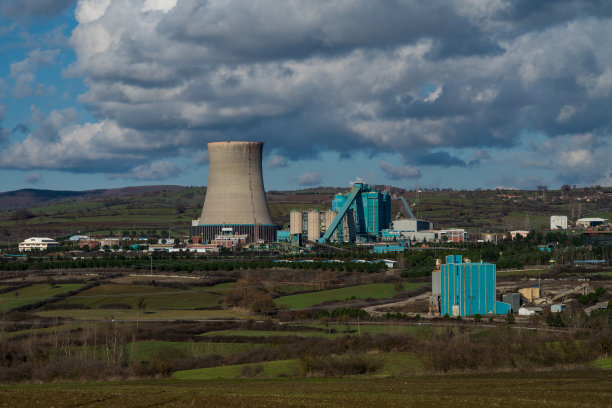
[24,173,42,184]
[2,0,612,189]
[108,160,181,180]
[296,172,322,186]
[143,0,177,13]
[192,150,209,165]
[424,85,443,103]
[379,161,419,180]
[266,154,287,168]
[75,0,111,24]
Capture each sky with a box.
[0,0,611,193]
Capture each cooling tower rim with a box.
[193,223,276,227]
[207,140,264,146]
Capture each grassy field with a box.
[592,357,612,370]
[173,351,421,380]
[274,283,426,309]
[0,284,84,310]
[52,284,221,310]
[497,268,549,276]
[173,359,299,380]
[0,371,608,407]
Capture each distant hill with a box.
[0,185,185,211]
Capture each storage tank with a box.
[290,210,303,235]
[307,210,321,241]
[191,141,275,242]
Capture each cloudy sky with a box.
[0,0,611,192]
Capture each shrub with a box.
[240,364,264,378]
[300,354,382,377]
[97,303,133,309]
[473,313,482,322]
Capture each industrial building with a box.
[191,141,276,243]
[550,215,568,230]
[324,183,392,242]
[288,183,391,243]
[434,255,511,317]
[389,219,438,242]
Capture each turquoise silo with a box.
[440,255,510,317]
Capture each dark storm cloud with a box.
[1,0,74,19]
[413,152,467,167]
[11,124,29,134]
[1,0,611,186]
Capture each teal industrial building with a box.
[435,255,511,317]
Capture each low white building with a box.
[19,237,61,252]
[576,217,606,228]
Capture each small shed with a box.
[550,304,566,313]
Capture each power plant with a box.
[190,141,276,243]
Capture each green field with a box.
[592,357,612,370]
[274,283,426,309]
[173,351,421,380]
[0,371,608,407]
[173,359,299,380]
[0,284,84,310]
[53,284,221,310]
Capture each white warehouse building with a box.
[550,215,568,230]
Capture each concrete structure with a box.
[390,219,438,242]
[290,209,340,242]
[439,255,510,317]
[191,141,275,243]
[289,210,303,235]
[393,219,432,232]
[432,271,441,296]
[576,217,607,228]
[550,215,568,230]
[502,293,521,313]
[19,237,60,252]
[307,210,321,241]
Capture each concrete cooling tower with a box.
[190,141,276,243]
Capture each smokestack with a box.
[192,141,275,242]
